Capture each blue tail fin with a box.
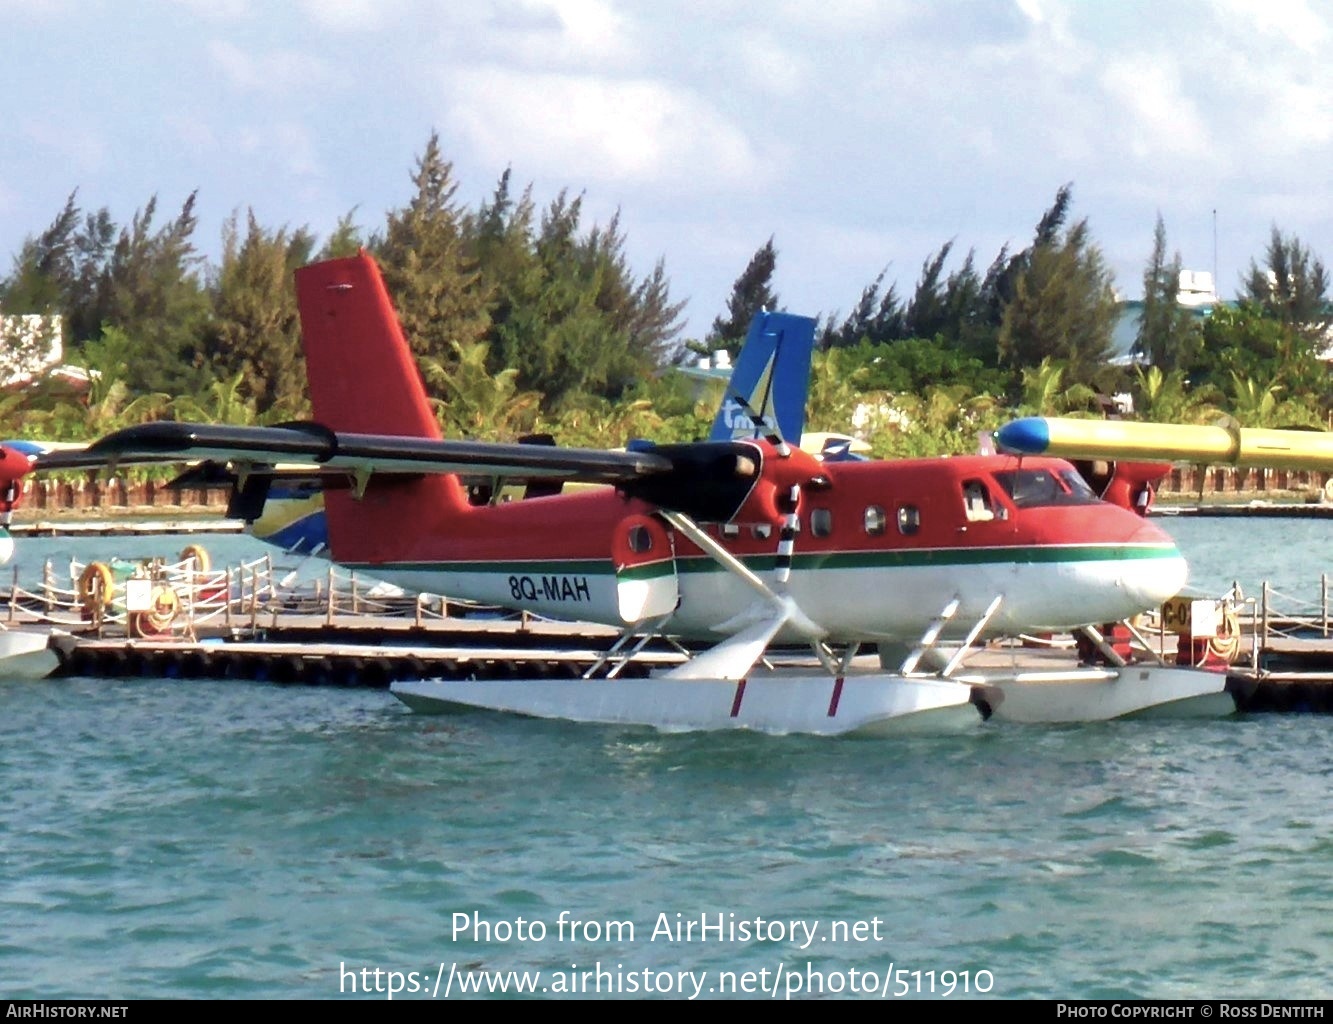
[707,312,816,445]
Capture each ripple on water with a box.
[4,524,1333,997]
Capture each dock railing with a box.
[1229,575,1331,677]
[5,554,280,636]
[3,554,467,637]
[1247,576,1331,641]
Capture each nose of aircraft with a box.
[1123,517,1189,607]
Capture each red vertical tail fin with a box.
[294,251,468,563]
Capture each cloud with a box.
[294,0,397,32]
[443,67,764,191]
[169,0,251,20]
[206,39,331,94]
[1213,0,1329,53]
[535,0,633,62]
[164,114,221,156]
[1099,56,1212,162]
[228,121,324,179]
[732,30,808,98]
[19,117,106,174]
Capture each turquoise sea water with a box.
[1,518,1330,1000]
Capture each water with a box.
[0,518,1329,1000]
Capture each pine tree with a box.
[708,238,779,355]
[1242,227,1332,342]
[1134,214,1199,370]
[819,267,904,348]
[997,216,1119,388]
[0,191,81,313]
[200,209,315,418]
[319,210,364,260]
[904,242,954,340]
[78,193,212,396]
[373,131,492,364]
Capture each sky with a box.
[3,0,1332,345]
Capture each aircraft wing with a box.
[33,421,776,524]
[997,417,1333,472]
[33,421,676,483]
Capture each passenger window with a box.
[897,505,920,535]
[864,505,887,536]
[962,480,995,522]
[810,509,832,538]
[751,523,773,540]
[721,523,740,538]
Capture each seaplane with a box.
[35,251,1243,734]
[0,440,69,674]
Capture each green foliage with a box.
[1135,215,1202,370]
[200,211,315,418]
[1242,227,1332,341]
[471,173,683,409]
[818,267,905,348]
[834,336,1011,398]
[870,386,1005,459]
[804,347,872,435]
[1016,358,1100,416]
[997,212,1119,389]
[170,370,261,425]
[1191,302,1326,404]
[373,131,492,364]
[7,166,1331,456]
[1130,365,1220,424]
[0,191,81,313]
[1222,371,1324,429]
[421,339,540,440]
[545,395,664,449]
[319,210,364,260]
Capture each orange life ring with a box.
[78,562,115,613]
[180,544,210,573]
[130,585,179,637]
[1206,607,1241,664]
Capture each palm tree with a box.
[171,371,259,425]
[548,396,664,448]
[1018,358,1099,416]
[1225,372,1323,429]
[1132,366,1220,424]
[421,340,541,440]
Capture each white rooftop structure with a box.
[0,313,63,387]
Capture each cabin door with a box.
[611,513,679,624]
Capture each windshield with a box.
[992,468,1099,508]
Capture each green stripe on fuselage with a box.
[346,544,1179,577]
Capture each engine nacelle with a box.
[0,444,36,524]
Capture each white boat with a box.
[0,626,60,679]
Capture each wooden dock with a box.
[7,552,1333,712]
[10,518,244,537]
[44,618,690,686]
[1152,503,1333,519]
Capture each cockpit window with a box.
[992,468,1100,508]
[1058,469,1099,500]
